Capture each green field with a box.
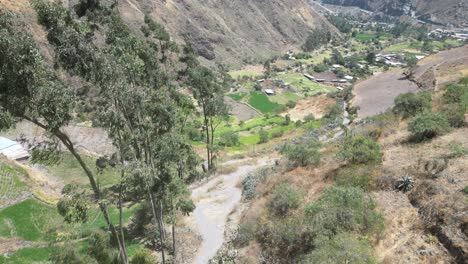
[269,92,302,104]
[42,153,121,187]
[0,246,56,264]
[227,92,247,102]
[248,91,282,114]
[0,199,59,241]
[278,73,336,94]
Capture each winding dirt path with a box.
[186,158,273,264]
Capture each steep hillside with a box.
[316,0,468,26]
[114,0,337,67]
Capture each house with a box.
[344,75,354,81]
[303,73,315,81]
[264,89,275,95]
[332,64,342,69]
[0,137,29,161]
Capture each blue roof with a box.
[0,137,17,150]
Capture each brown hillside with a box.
[115,0,338,67]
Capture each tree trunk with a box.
[172,224,176,256]
[149,190,165,264]
[25,117,128,263]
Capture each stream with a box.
[188,158,273,264]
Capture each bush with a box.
[286,100,296,109]
[313,64,328,73]
[304,113,315,122]
[242,167,275,200]
[88,230,118,264]
[303,233,376,264]
[334,164,378,190]
[188,127,203,141]
[338,136,382,164]
[50,246,98,264]
[393,92,432,118]
[304,186,384,237]
[267,183,303,217]
[258,128,269,144]
[441,83,467,127]
[408,111,451,141]
[280,139,321,167]
[130,249,157,264]
[283,114,291,126]
[218,131,240,147]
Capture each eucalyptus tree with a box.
[0,10,129,263]
[31,2,201,263]
[189,66,229,170]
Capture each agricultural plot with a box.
[0,163,30,209]
[248,91,283,114]
[42,153,121,187]
[227,92,247,102]
[278,73,336,94]
[269,92,302,104]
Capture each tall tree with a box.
[189,66,229,170]
[0,10,129,263]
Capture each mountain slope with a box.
[116,0,338,67]
[317,0,467,26]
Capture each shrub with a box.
[304,113,315,122]
[448,141,467,158]
[463,186,468,195]
[393,92,432,118]
[267,183,303,217]
[408,111,451,141]
[313,64,328,73]
[218,131,240,147]
[130,249,157,264]
[271,130,284,138]
[334,164,378,190]
[280,139,321,167]
[441,83,467,128]
[188,127,203,141]
[242,167,274,200]
[286,100,296,109]
[302,233,376,264]
[50,246,98,264]
[324,103,342,120]
[258,128,269,144]
[304,186,384,237]
[443,104,465,128]
[88,230,118,264]
[283,114,291,126]
[338,136,382,164]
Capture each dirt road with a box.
[187,158,273,264]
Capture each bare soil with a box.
[224,97,261,121]
[286,94,336,121]
[352,69,419,118]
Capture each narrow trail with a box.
[187,158,274,264]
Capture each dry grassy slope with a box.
[116,0,338,67]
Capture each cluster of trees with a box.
[0,1,228,263]
[303,29,333,52]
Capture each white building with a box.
[0,137,29,161]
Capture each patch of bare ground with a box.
[1,121,115,156]
[373,191,453,264]
[174,224,202,264]
[224,96,261,121]
[412,45,468,90]
[0,238,34,256]
[286,94,336,121]
[352,69,419,118]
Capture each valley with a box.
[0,1,467,264]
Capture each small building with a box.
[344,75,354,81]
[316,79,326,82]
[0,137,29,161]
[332,64,342,69]
[303,73,315,81]
[264,89,275,95]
